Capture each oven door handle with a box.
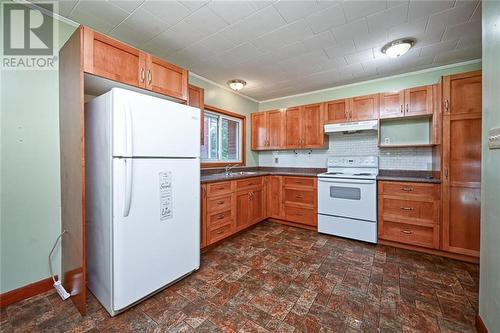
[318,178,376,185]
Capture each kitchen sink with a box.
[220,171,259,176]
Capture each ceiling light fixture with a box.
[227,79,246,91]
[381,38,416,58]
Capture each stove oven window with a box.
[330,186,361,200]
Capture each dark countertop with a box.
[377,169,441,184]
[200,167,325,183]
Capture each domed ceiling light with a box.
[227,79,246,91]
[381,38,416,58]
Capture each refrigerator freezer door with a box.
[112,157,200,311]
[112,88,200,158]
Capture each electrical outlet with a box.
[274,157,279,164]
[488,127,500,149]
[384,137,390,145]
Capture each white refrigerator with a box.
[85,88,200,316]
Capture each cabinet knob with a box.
[217,200,224,205]
[140,68,145,83]
[148,69,152,84]
[401,230,413,234]
[400,104,404,114]
[401,187,414,192]
[400,207,414,211]
[405,104,409,113]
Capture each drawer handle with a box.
[295,181,303,184]
[401,187,414,192]
[295,213,304,216]
[216,230,224,235]
[217,187,225,190]
[217,215,225,220]
[295,195,303,199]
[401,230,413,234]
[217,201,225,205]
[401,207,414,211]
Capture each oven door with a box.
[318,177,377,222]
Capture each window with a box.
[201,109,243,164]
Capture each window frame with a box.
[201,105,246,168]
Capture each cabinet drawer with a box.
[207,181,232,197]
[283,176,316,188]
[236,177,263,190]
[379,181,439,199]
[207,222,232,245]
[207,194,232,213]
[379,220,438,249]
[284,188,315,206]
[380,198,438,224]
[208,209,232,228]
[284,206,316,226]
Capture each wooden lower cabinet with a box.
[201,175,317,248]
[378,181,440,250]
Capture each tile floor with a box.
[1,221,479,332]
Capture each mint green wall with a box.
[188,75,259,166]
[258,62,481,111]
[479,2,500,332]
[0,11,77,293]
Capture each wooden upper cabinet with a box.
[350,94,379,121]
[405,85,432,117]
[251,110,285,151]
[380,91,404,119]
[146,55,188,101]
[188,84,204,144]
[285,106,302,148]
[83,27,146,88]
[251,112,268,150]
[324,99,349,124]
[82,26,188,101]
[380,85,433,119]
[302,103,326,148]
[443,71,482,116]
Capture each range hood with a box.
[324,120,378,134]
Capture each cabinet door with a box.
[442,71,481,258]
[251,112,268,150]
[250,188,266,224]
[285,106,302,148]
[404,85,432,117]
[380,91,404,119]
[146,55,188,101]
[302,103,325,148]
[267,110,285,149]
[350,94,379,121]
[200,185,207,248]
[324,99,349,124]
[83,27,146,88]
[235,191,250,232]
[267,176,283,219]
[188,85,204,145]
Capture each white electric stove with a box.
[317,156,379,243]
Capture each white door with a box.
[111,88,200,158]
[318,178,377,222]
[112,157,200,311]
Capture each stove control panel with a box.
[326,156,378,168]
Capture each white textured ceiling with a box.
[42,0,481,101]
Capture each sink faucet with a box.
[224,164,239,175]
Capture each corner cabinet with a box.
[251,109,285,150]
[82,26,188,101]
[285,103,326,149]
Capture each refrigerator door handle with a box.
[124,103,133,156]
[123,159,133,217]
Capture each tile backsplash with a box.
[258,132,434,170]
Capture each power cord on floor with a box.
[49,230,71,300]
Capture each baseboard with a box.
[476,315,489,333]
[0,276,54,308]
[268,218,317,231]
[378,239,479,264]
